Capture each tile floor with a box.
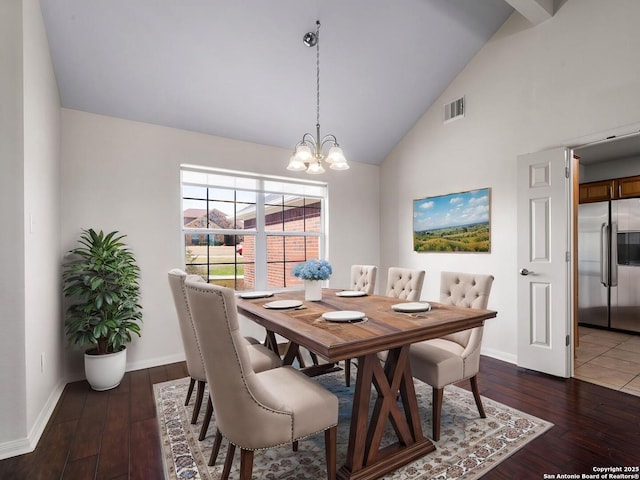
[574,326,640,396]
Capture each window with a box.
[181,165,327,291]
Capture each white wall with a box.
[0,0,27,448]
[380,0,640,363]
[0,0,63,458]
[22,0,63,444]
[60,109,380,377]
[581,156,640,183]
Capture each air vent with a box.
[444,96,465,123]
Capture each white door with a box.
[517,147,572,377]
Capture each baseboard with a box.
[125,352,186,373]
[0,437,32,462]
[0,379,66,461]
[481,347,517,365]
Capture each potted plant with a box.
[293,259,332,301]
[63,229,142,390]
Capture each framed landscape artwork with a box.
[413,188,491,253]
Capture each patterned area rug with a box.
[154,372,552,480]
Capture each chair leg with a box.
[185,377,196,406]
[221,442,235,479]
[325,426,337,480]
[432,387,444,442]
[344,359,351,387]
[199,397,213,440]
[470,375,486,418]
[208,429,223,466]
[191,380,206,424]
[292,440,298,451]
[239,449,254,480]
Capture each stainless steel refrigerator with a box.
[578,198,640,333]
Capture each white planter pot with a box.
[84,347,127,391]
[304,280,323,301]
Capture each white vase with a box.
[84,347,127,391]
[304,280,323,301]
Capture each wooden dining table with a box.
[236,289,497,480]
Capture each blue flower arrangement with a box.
[293,259,332,281]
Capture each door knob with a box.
[519,268,533,276]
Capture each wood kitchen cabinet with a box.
[579,180,615,203]
[615,175,640,198]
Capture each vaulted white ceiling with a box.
[40,0,518,165]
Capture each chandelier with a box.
[287,20,349,174]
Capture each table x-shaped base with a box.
[337,345,436,480]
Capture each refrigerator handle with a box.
[610,221,618,287]
[601,222,609,287]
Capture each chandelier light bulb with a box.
[326,145,346,165]
[287,155,307,171]
[294,144,313,162]
[306,161,325,174]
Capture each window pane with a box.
[183,199,208,228]
[236,190,257,203]
[206,235,254,291]
[265,194,284,231]
[209,187,234,202]
[209,200,235,231]
[236,202,257,231]
[184,234,209,278]
[303,199,322,233]
[267,236,284,262]
[183,185,207,200]
[266,235,313,264]
[285,236,307,262]
[266,262,285,289]
[263,195,323,233]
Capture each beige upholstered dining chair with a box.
[349,264,377,294]
[408,271,494,441]
[385,267,425,301]
[375,267,426,372]
[167,269,281,446]
[184,279,339,479]
[343,265,378,386]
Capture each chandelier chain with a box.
[316,21,320,128]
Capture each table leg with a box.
[338,346,435,480]
[265,331,313,369]
[264,330,279,353]
[282,342,302,366]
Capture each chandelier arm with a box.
[320,134,339,148]
[298,133,318,149]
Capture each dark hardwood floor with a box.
[0,357,638,479]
